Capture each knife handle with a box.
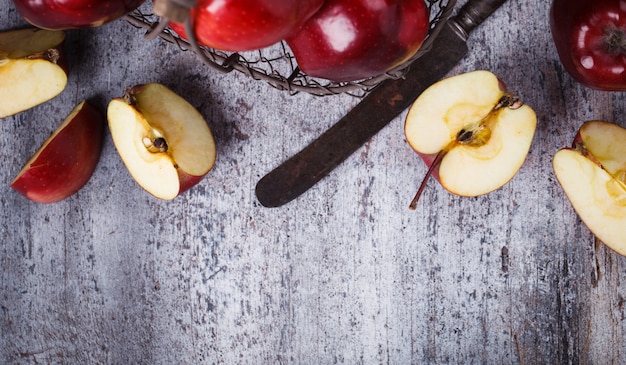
[454,0,508,37]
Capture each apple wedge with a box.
[107,83,216,200]
[553,121,626,256]
[11,100,105,203]
[0,28,68,118]
[404,70,537,209]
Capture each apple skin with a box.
[550,0,626,91]
[11,0,147,30]
[11,101,105,203]
[285,0,429,82]
[167,0,324,52]
[178,172,205,196]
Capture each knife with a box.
[255,0,508,208]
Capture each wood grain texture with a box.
[1,0,625,364]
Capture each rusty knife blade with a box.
[256,0,508,207]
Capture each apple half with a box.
[107,83,216,200]
[553,121,626,256]
[404,70,537,209]
[11,100,105,203]
[0,27,68,118]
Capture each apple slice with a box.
[11,100,105,203]
[0,28,68,118]
[553,121,626,256]
[404,70,537,209]
[107,83,216,200]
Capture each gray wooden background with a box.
[1,0,625,364]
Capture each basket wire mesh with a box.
[124,0,457,97]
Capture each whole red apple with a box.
[285,0,429,82]
[550,0,626,91]
[11,0,146,30]
[167,0,324,52]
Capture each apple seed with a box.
[152,137,168,152]
[142,136,169,153]
[456,124,491,147]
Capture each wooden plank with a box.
[0,0,625,363]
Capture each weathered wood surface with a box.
[1,0,625,364]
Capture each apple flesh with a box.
[11,0,147,30]
[404,70,537,209]
[166,0,324,52]
[11,101,105,203]
[553,121,626,256]
[107,83,216,200]
[0,28,68,119]
[285,0,430,82]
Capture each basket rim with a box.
[124,0,457,97]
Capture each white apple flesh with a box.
[11,100,105,203]
[0,28,68,118]
[107,83,216,200]
[404,70,537,209]
[553,121,626,256]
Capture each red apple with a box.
[11,101,105,203]
[285,0,429,82]
[107,83,217,200]
[550,0,626,91]
[0,28,68,118]
[11,0,147,30]
[404,70,537,209]
[166,0,324,52]
[553,121,626,256]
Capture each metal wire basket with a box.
[124,0,456,97]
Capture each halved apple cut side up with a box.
[553,121,626,256]
[404,70,537,209]
[107,83,216,200]
[0,28,67,118]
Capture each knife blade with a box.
[256,0,508,208]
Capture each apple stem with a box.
[604,27,626,54]
[409,149,446,210]
[495,93,523,111]
[25,48,60,64]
